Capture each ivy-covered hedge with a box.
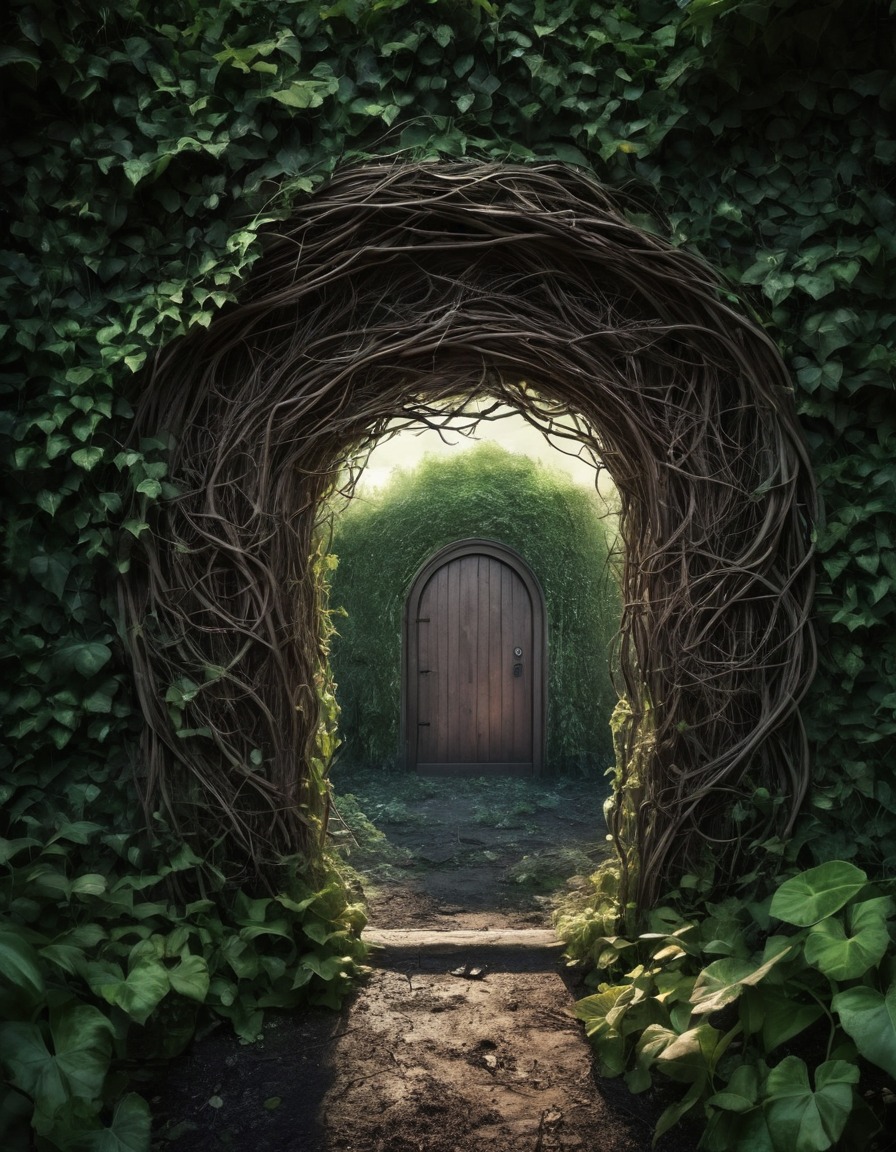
[329,443,620,775]
[2,0,894,1147]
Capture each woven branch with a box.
[120,161,817,906]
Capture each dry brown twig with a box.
[120,162,817,909]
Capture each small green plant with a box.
[505,847,595,891]
[568,860,895,1150]
[473,799,537,828]
[373,800,423,825]
[0,833,366,1151]
[331,792,387,849]
[327,792,418,885]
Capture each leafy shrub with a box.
[566,861,895,1149]
[0,832,366,1151]
[330,443,621,775]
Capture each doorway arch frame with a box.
[402,538,547,777]
[122,161,817,910]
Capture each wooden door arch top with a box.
[403,539,546,777]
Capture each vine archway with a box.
[122,162,816,910]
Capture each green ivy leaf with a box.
[35,490,64,517]
[75,1093,152,1152]
[269,81,333,109]
[71,874,108,897]
[168,954,210,1002]
[65,367,94,385]
[0,1003,114,1134]
[763,1057,858,1152]
[48,822,105,846]
[831,985,896,1078]
[803,897,892,980]
[95,959,170,1025]
[770,862,867,927]
[0,930,46,1018]
[53,641,113,678]
[71,446,105,471]
[29,553,75,599]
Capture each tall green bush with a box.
[329,443,621,775]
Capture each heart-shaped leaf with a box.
[770,862,867,927]
[0,930,45,1017]
[95,959,170,1025]
[690,944,794,1015]
[168,954,210,1002]
[76,1092,152,1152]
[0,1003,113,1134]
[832,984,896,1077]
[764,1057,858,1152]
[804,910,889,980]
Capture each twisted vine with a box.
[121,162,816,907]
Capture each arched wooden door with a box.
[404,539,546,776]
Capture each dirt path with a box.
[310,930,646,1152]
[151,774,694,1151]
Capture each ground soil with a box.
[150,773,698,1152]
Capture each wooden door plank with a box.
[433,563,448,764]
[457,555,479,762]
[418,762,534,778]
[487,556,503,763]
[511,573,533,763]
[417,577,434,763]
[476,555,490,762]
[447,557,461,763]
[500,560,514,763]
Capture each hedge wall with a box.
[2,0,895,1146]
[329,443,621,775]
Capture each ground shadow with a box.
[329,769,612,930]
[150,774,704,1152]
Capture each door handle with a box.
[513,662,523,678]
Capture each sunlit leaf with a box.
[804,906,889,980]
[168,955,210,1002]
[96,959,170,1025]
[770,862,867,927]
[690,945,793,1015]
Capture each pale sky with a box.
[353,403,617,500]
